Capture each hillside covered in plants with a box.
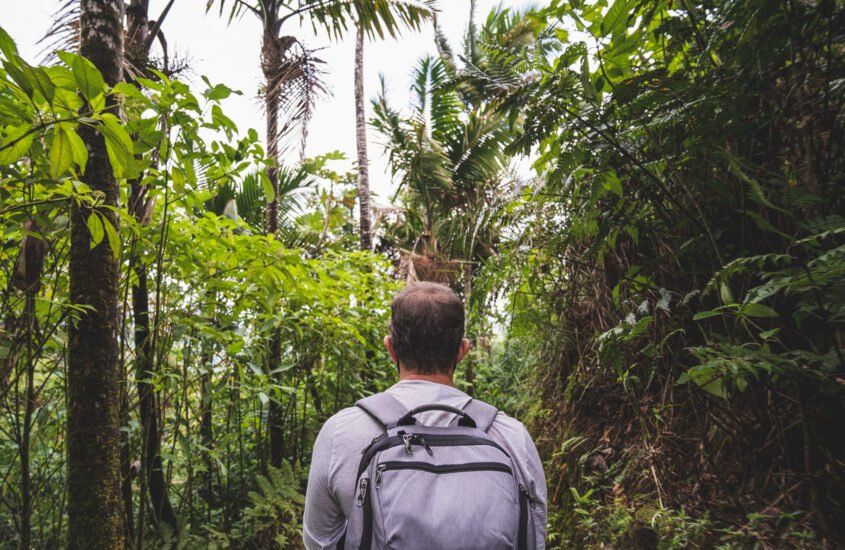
[0,0,843,548]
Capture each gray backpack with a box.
[339,393,533,550]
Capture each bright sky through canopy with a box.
[5,0,536,203]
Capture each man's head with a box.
[386,282,467,375]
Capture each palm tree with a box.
[374,4,559,280]
[67,0,126,547]
[355,24,372,251]
[371,55,510,265]
[210,0,434,467]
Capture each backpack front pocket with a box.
[373,460,519,550]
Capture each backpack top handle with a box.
[396,404,477,428]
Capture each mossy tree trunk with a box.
[66,0,125,548]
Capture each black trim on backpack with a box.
[357,433,512,477]
[396,404,478,428]
[377,461,513,476]
[518,484,532,550]
[360,479,373,550]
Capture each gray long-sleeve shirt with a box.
[303,380,547,549]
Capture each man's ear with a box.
[456,338,472,364]
[384,335,398,363]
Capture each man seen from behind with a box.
[303,282,547,549]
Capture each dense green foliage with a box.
[1,0,844,548]
[484,0,845,547]
[0,27,396,548]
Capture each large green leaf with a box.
[56,50,105,101]
[0,125,35,164]
[0,26,18,60]
[98,113,134,178]
[49,124,73,179]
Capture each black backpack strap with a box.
[356,392,408,429]
[461,398,499,432]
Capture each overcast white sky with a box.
[3,0,536,203]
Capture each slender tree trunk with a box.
[124,1,179,535]
[19,294,35,550]
[263,31,286,468]
[267,331,284,468]
[463,262,474,396]
[264,33,281,238]
[119,377,135,544]
[132,265,179,533]
[199,333,215,510]
[67,1,125,547]
[355,25,373,252]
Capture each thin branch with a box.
[143,0,176,52]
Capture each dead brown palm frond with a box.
[37,0,80,61]
[397,249,463,286]
[262,38,329,161]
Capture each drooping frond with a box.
[456,5,559,105]
[38,0,79,60]
[263,38,329,161]
[298,0,436,41]
[432,14,456,72]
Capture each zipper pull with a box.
[402,433,414,454]
[418,435,433,456]
[356,477,369,506]
[375,464,387,488]
[361,435,380,455]
[519,484,536,509]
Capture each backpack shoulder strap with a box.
[462,398,499,432]
[355,392,408,429]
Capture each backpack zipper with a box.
[375,460,512,485]
[375,464,387,488]
[356,477,369,506]
[359,434,509,476]
[401,433,433,455]
[518,483,534,550]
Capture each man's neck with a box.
[399,367,455,388]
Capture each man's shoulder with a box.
[317,404,383,454]
[490,408,530,432]
[487,408,541,458]
[323,404,370,426]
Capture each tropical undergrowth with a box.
[479,0,845,547]
[0,28,397,548]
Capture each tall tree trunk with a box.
[67,1,125,547]
[199,332,216,510]
[355,25,372,252]
[132,265,179,533]
[19,294,36,550]
[263,32,285,468]
[119,376,135,544]
[125,0,179,535]
[463,262,474,396]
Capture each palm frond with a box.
[38,0,80,61]
[264,38,329,161]
[205,165,316,245]
[298,0,436,41]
